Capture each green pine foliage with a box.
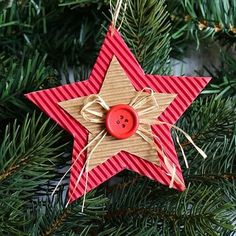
[0,52,57,119]
[204,53,236,98]
[168,0,236,54]
[115,0,172,74]
[26,191,108,236]
[0,113,65,188]
[0,0,12,11]
[0,0,235,235]
[0,113,67,235]
[59,0,109,7]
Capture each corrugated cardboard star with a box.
[25,26,210,202]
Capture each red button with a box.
[105,104,139,139]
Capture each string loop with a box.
[110,0,128,32]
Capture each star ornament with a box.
[25,26,211,203]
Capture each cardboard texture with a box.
[25,25,211,203]
[59,56,176,171]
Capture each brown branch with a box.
[106,175,143,192]
[189,173,236,181]
[105,207,213,224]
[171,14,236,34]
[105,207,178,221]
[41,209,70,236]
[0,155,29,181]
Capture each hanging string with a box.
[110,0,128,33]
[65,130,108,210]
[51,129,107,210]
[52,94,110,211]
[137,127,183,188]
[129,88,193,187]
[156,121,207,159]
[174,130,189,168]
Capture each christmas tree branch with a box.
[119,0,172,74]
[167,0,236,48]
[28,192,108,235]
[0,193,28,235]
[185,136,236,180]
[0,52,57,120]
[1,0,236,235]
[59,0,109,7]
[0,113,66,197]
[0,1,106,84]
[203,52,236,98]
[106,184,235,234]
[177,96,235,148]
[41,208,71,236]
[106,207,184,221]
[0,0,12,11]
[0,155,29,181]
[189,173,236,182]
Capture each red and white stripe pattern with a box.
[25,26,211,203]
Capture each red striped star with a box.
[25,26,210,203]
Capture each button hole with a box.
[120,115,124,119]
[125,119,128,123]
[122,124,126,128]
